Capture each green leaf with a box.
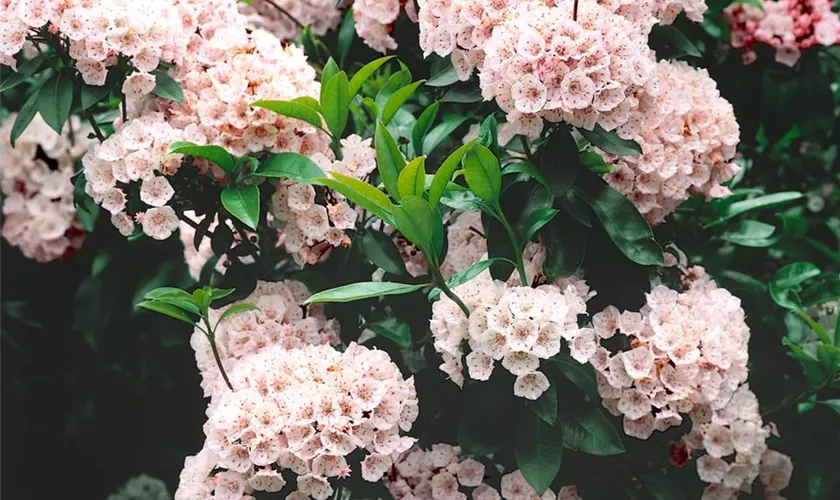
[375,69,412,111]
[578,124,642,156]
[515,411,564,495]
[775,262,821,289]
[256,152,326,183]
[151,296,201,316]
[337,11,355,67]
[426,62,459,87]
[348,56,395,98]
[463,144,502,202]
[37,71,73,134]
[0,56,44,92]
[423,115,470,156]
[540,212,587,280]
[706,192,805,227]
[144,287,196,302]
[210,288,235,300]
[167,141,235,173]
[321,58,340,87]
[553,356,599,401]
[220,185,260,230]
[80,81,114,111]
[579,151,611,174]
[362,230,408,276]
[211,223,234,256]
[375,120,406,200]
[412,101,440,155]
[393,196,442,263]
[459,377,519,455]
[649,25,703,58]
[251,100,324,130]
[769,282,803,310]
[304,281,427,304]
[217,303,260,326]
[541,126,581,197]
[428,140,476,207]
[320,172,393,223]
[442,87,483,103]
[819,400,840,415]
[783,337,827,385]
[504,162,550,190]
[137,300,196,325]
[429,257,514,300]
[522,207,559,243]
[560,405,625,456]
[382,80,425,125]
[152,70,184,102]
[573,173,663,266]
[321,71,350,138]
[366,317,411,348]
[10,91,39,147]
[478,114,500,155]
[530,371,558,425]
[397,157,426,199]
[720,220,778,247]
[801,278,840,307]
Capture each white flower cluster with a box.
[176,343,419,500]
[599,60,741,224]
[385,444,583,500]
[353,0,419,53]
[677,384,792,500]
[81,18,332,240]
[0,0,240,84]
[430,272,591,399]
[418,0,657,138]
[108,474,170,500]
[591,267,751,440]
[239,0,342,41]
[269,135,375,266]
[440,211,488,278]
[0,114,93,262]
[597,0,708,27]
[191,280,340,397]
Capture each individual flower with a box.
[597,60,741,224]
[178,343,419,499]
[0,113,93,262]
[191,280,341,397]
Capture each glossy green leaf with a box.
[152,70,184,102]
[553,356,599,401]
[541,213,587,280]
[463,144,502,202]
[304,281,427,304]
[478,115,500,155]
[382,80,425,125]
[775,262,821,289]
[348,56,395,97]
[0,55,44,92]
[337,11,355,66]
[522,207,559,243]
[541,126,581,197]
[375,69,411,111]
[428,140,476,208]
[720,220,778,247]
[321,72,350,138]
[707,192,805,227]
[397,157,426,199]
[220,185,260,230]
[80,80,114,111]
[321,58,339,88]
[217,303,260,326]
[137,300,196,325]
[530,371,558,425]
[362,230,408,276]
[442,87,483,103]
[366,317,411,348]
[256,152,326,183]
[649,25,703,58]
[573,173,664,266]
[251,100,324,130]
[423,114,470,156]
[320,173,393,223]
[375,120,406,200]
[515,411,564,495]
[429,257,514,300]
[801,278,840,307]
[144,287,196,302]
[560,405,625,456]
[819,399,840,415]
[426,62,459,87]
[10,91,39,147]
[579,151,611,173]
[37,71,73,134]
[412,101,440,155]
[167,141,235,173]
[578,125,642,156]
[211,223,234,256]
[393,196,441,263]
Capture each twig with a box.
[264,0,305,30]
[573,0,580,21]
[761,373,840,419]
[85,110,106,142]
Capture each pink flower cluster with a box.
[675,384,792,499]
[269,135,375,266]
[440,210,489,278]
[590,267,751,440]
[597,0,708,26]
[0,114,93,262]
[82,21,332,240]
[192,280,340,397]
[239,0,342,41]
[418,0,657,138]
[430,272,591,399]
[353,0,419,53]
[0,0,239,84]
[385,444,583,500]
[599,60,741,224]
[724,0,840,66]
[176,343,419,500]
